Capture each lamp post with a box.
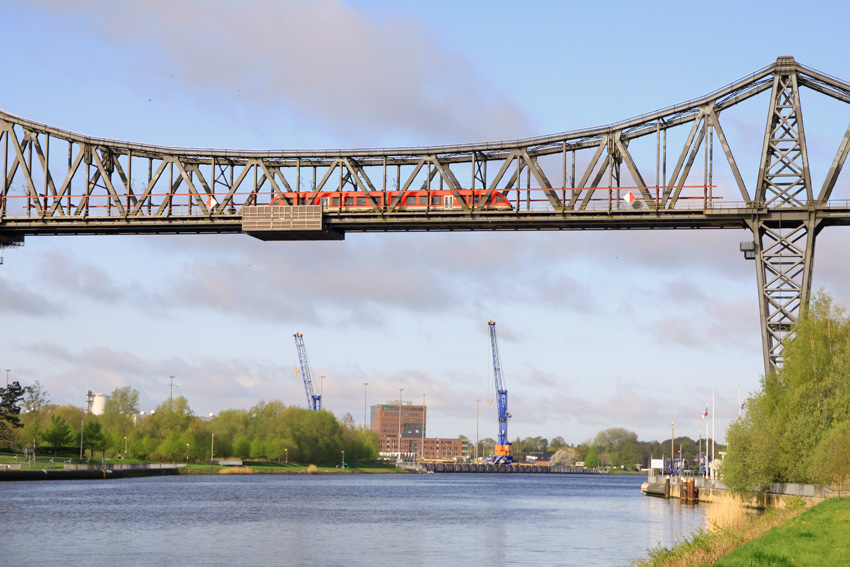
[420,393,426,465]
[397,388,403,461]
[4,369,9,387]
[285,448,288,464]
[476,399,480,461]
[341,450,345,469]
[211,434,215,465]
[124,436,127,458]
[671,422,674,476]
[79,420,84,461]
[186,443,190,465]
[363,382,369,428]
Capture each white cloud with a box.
[31,0,532,144]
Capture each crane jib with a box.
[294,333,322,411]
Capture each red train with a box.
[269,189,512,210]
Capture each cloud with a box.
[137,232,602,326]
[0,273,63,315]
[35,248,129,303]
[32,0,532,144]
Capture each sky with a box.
[3,0,850,446]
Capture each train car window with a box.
[406,196,416,205]
[344,197,354,206]
[298,197,306,205]
[332,197,340,206]
[357,197,366,206]
[473,195,480,204]
[431,195,442,205]
[418,196,428,205]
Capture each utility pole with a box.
[169,376,176,407]
[4,369,9,387]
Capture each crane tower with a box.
[294,333,322,411]
[488,320,512,463]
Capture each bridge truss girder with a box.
[4,56,850,376]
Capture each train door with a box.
[445,195,454,209]
[320,197,329,210]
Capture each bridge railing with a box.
[0,186,742,218]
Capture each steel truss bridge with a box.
[3,56,850,376]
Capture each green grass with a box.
[710,498,850,567]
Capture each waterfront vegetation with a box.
[0,384,379,467]
[2,381,723,472]
[629,496,849,567]
[722,291,850,495]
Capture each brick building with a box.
[370,401,463,460]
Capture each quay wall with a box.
[642,474,838,508]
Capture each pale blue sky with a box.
[2,0,850,445]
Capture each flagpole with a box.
[711,392,717,478]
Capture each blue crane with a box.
[488,320,512,464]
[294,332,322,411]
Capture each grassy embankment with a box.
[628,496,850,567]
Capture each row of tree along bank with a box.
[2,383,723,471]
[0,384,378,465]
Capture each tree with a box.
[584,445,601,468]
[722,291,850,492]
[42,415,74,456]
[550,446,580,467]
[22,380,50,457]
[549,436,567,451]
[102,386,140,453]
[811,420,850,497]
[82,421,107,459]
[0,381,26,449]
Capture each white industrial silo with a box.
[90,393,110,415]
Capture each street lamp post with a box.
[341,450,345,469]
[420,393,426,466]
[186,443,190,465]
[476,399,480,461]
[211,434,215,465]
[363,382,369,428]
[285,448,288,464]
[397,388,403,461]
[79,420,84,461]
[124,436,127,458]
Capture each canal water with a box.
[2,473,703,566]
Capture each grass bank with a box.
[708,497,849,566]
[628,496,849,567]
